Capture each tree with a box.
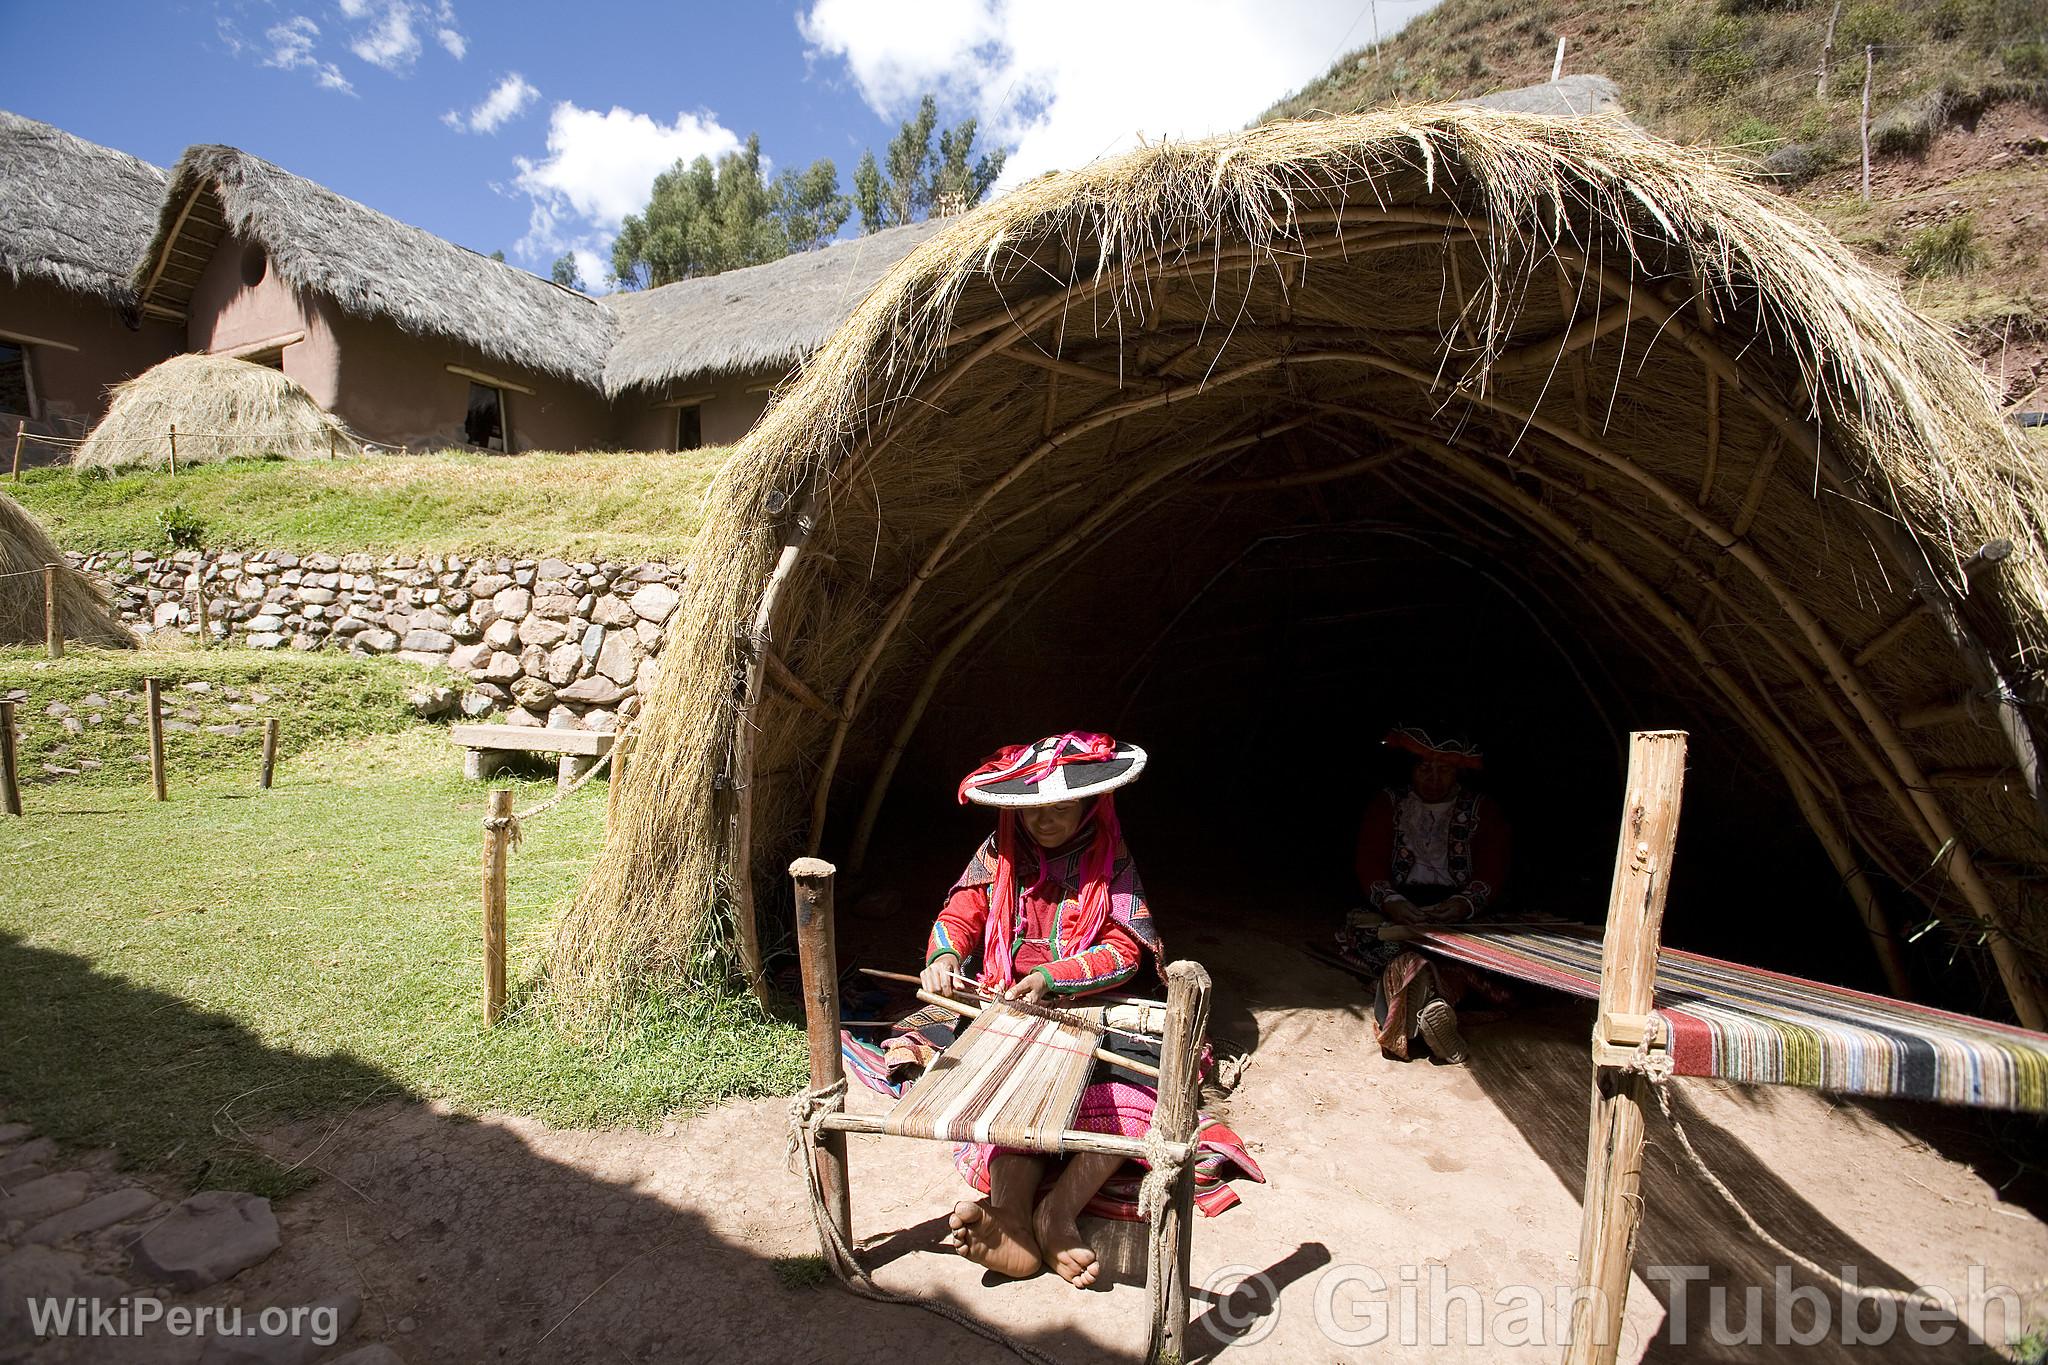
[610,134,788,289]
[853,95,1007,233]
[550,253,585,291]
[772,159,851,253]
[487,249,506,262]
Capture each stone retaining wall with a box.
[71,549,684,731]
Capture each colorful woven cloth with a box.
[1403,926,2048,1113]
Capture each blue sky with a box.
[4,1,1440,292]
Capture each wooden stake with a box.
[1860,47,1874,204]
[10,419,22,481]
[43,563,62,659]
[144,678,166,801]
[1552,34,1567,81]
[790,856,851,1249]
[167,423,178,475]
[259,717,279,790]
[1818,0,1844,96]
[482,789,511,1025]
[0,700,20,816]
[1145,960,1212,1365]
[1563,730,1688,1365]
[192,571,209,646]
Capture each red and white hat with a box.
[957,731,1149,808]
[1383,724,1484,770]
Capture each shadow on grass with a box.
[0,930,1134,1363]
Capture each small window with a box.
[676,404,703,451]
[240,243,268,288]
[464,381,506,451]
[0,343,30,418]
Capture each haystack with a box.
[74,354,361,469]
[559,104,2048,1031]
[0,492,133,648]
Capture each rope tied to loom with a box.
[785,1078,1068,1365]
[1621,1037,1973,1321]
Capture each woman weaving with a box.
[898,732,1260,1288]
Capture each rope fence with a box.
[9,418,390,479]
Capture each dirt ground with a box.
[43,901,2030,1363]
[8,891,2046,1363]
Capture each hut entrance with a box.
[839,450,1874,999]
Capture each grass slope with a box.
[0,646,456,788]
[1262,0,2048,342]
[0,724,805,1198]
[10,446,731,561]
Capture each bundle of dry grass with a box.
[74,354,361,470]
[0,492,133,648]
[555,103,2048,1028]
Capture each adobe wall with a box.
[185,230,339,408]
[0,276,179,453]
[611,372,773,450]
[326,310,613,452]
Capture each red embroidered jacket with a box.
[926,883,1143,995]
[1355,785,1511,915]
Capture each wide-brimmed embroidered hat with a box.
[957,731,1148,808]
[1384,724,1484,770]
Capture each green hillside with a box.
[1264,0,2048,407]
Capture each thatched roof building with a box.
[604,220,943,398]
[561,103,2048,1035]
[0,491,133,648]
[133,145,614,389]
[0,111,166,307]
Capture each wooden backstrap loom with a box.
[786,857,1212,1365]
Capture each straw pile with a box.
[0,492,133,648]
[553,104,2048,1024]
[74,354,361,470]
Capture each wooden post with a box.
[1860,46,1874,204]
[192,571,209,646]
[144,678,166,801]
[327,427,336,461]
[1146,959,1212,1365]
[167,423,178,475]
[0,700,20,817]
[789,856,851,1250]
[1552,34,1567,81]
[43,564,62,659]
[1818,0,1844,96]
[259,717,279,790]
[10,419,22,481]
[1563,730,1689,1365]
[482,789,511,1025]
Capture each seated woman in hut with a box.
[901,732,1259,1288]
[1337,724,1514,1064]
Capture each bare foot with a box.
[947,1200,1042,1278]
[1032,1200,1100,1288]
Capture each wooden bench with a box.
[451,723,614,787]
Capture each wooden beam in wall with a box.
[445,364,536,396]
[0,329,81,354]
[213,330,306,362]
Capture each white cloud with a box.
[347,0,421,71]
[260,15,356,96]
[798,0,1391,186]
[435,0,466,57]
[511,101,744,257]
[446,72,539,134]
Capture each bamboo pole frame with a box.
[1563,729,1688,1365]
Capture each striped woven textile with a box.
[1403,926,2048,1113]
[883,1003,1106,1148]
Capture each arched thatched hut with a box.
[75,353,362,469]
[559,106,2048,1031]
[1,492,133,648]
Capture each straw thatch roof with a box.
[1,492,133,648]
[75,353,363,469]
[0,110,166,307]
[134,146,613,387]
[558,102,2048,1030]
[603,220,945,396]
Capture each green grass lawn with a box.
[10,446,731,561]
[0,688,805,1198]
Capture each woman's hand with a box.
[921,953,962,995]
[1427,895,1475,924]
[1381,896,1423,926]
[1002,972,1051,1004]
